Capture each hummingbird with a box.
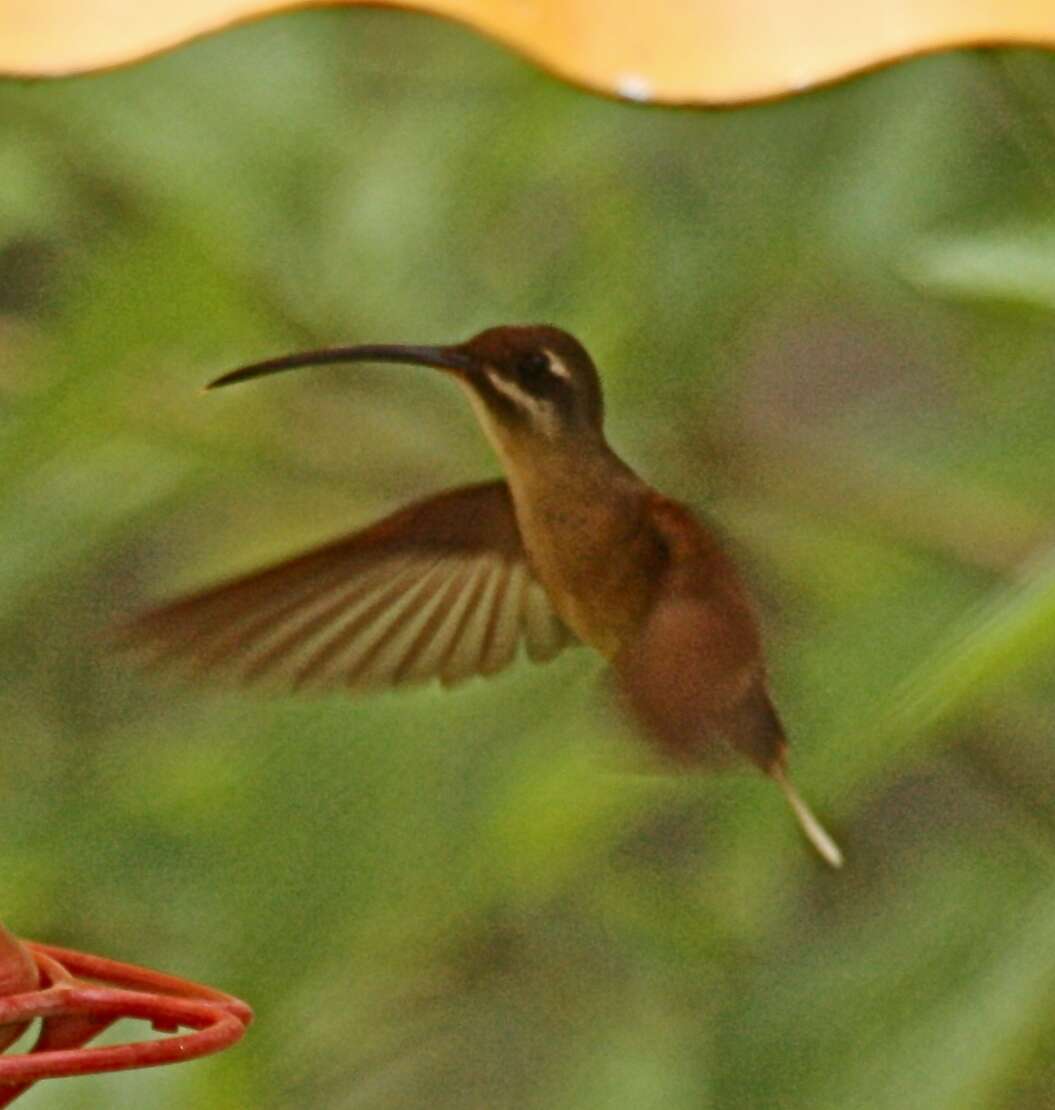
[128,325,842,867]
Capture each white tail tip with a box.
[771,766,844,869]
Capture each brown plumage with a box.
[125,325,841,866]
[129,481,570,690]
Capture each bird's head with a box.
[451,325,604,442]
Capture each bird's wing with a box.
[618,496,843,867]
[614,495,779,770]
[123,480,574,691]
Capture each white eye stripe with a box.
[484,369,561,437]
[486,368,536,408]
[543,350,571,380]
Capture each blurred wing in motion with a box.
[616,494,843,867]
[615,496,777,770]
[123,481,574,691]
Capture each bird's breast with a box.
[508,474,663,659]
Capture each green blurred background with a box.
[3,11,1055,1107]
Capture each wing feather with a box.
[354,563,460,688]
[439,560,499,687]
[124,481,576,692]
[234,559,418,680]
[481,563,521,675]
[391,560,475,685]
[288,560,441,688]
[206,558,411,674]
[521,577,571,662]
[330,561,449,689]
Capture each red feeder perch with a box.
[0,922,252,1106]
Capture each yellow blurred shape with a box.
[2,0,1055,104]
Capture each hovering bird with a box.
[128,325,842,866]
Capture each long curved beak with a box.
[205,343,476,390]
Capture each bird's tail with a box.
[770,765,844,868]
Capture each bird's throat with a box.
[480,443,659,656]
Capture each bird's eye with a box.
[516,350,552,388]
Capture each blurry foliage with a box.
[1,11,1055,1108]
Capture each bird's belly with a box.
[552,575,648,658]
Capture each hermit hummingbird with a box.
[129,324,842,867]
